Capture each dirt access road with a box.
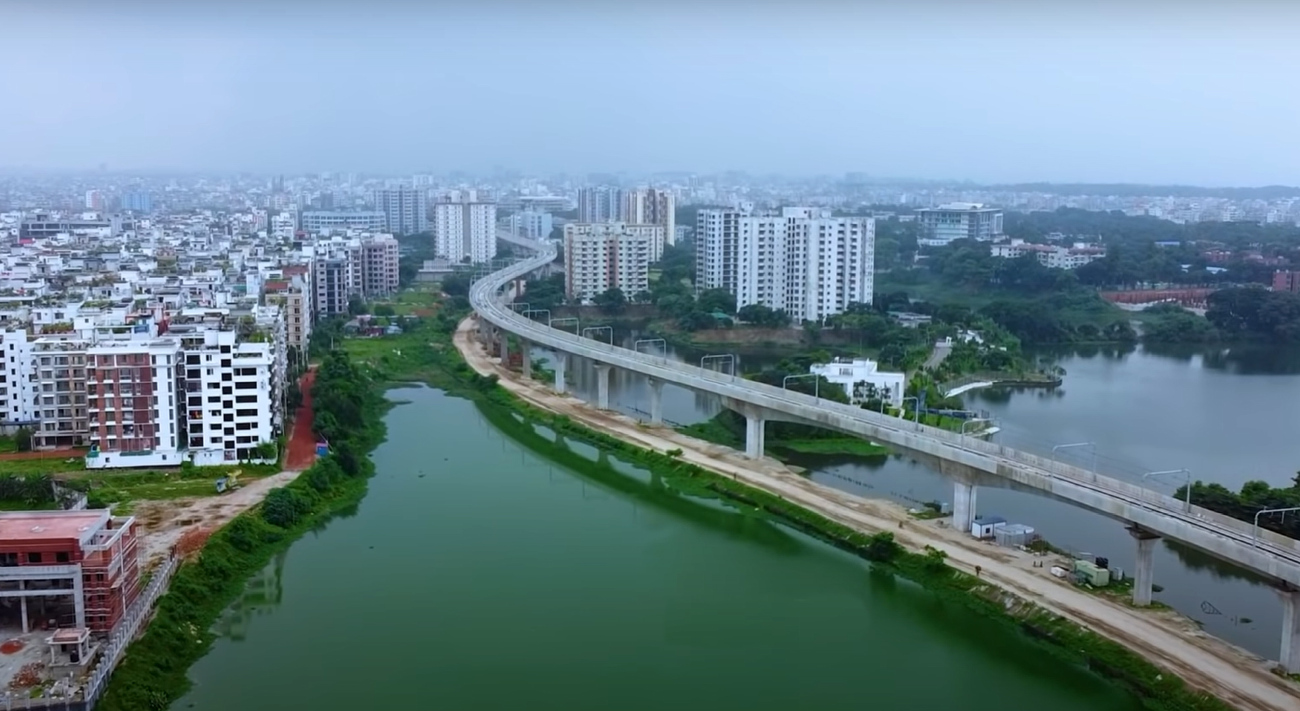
[133,370,319,568]
[455,316,1300,711]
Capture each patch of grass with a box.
[61,463,281,509]
[770,438,888,457]
[0,457,84,476]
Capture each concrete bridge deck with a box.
[475,239,1300,671]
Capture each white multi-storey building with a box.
[433,199,497,264]
[0,330,35,425]
[990,239,1106,269]
[508,210,554,241]
[623,188,676,246]
[576,187,623,223]
[372,187,428,236]
[309,233,398,316]
[697,207,875,323]
[172,324,279,465]
[300,210,388,234]
[916,203,1003,247]
[563,223,663,303]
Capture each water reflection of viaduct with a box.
[472,243,1300,672]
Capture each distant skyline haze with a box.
[2,1,1297,186]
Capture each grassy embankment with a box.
[97,351,384,711]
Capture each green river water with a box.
[171,386,1141,711]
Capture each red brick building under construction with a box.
[0,510,141,636]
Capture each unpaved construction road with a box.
[134,470,304,568]
[456,316,1300,711]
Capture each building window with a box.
[56,551,69,563]
[27,552,41,564]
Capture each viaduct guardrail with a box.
[472,242,1300,590]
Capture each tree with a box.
[372,304,396,317]
[696,288,737,315]
[13,427,31,453]
[594,287,626,314]
[347,296,367,316]
[736,303,789,328]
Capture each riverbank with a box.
[454,316,1300,711]
[98,352,385,711]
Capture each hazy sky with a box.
[3,1,1298,185]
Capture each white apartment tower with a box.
[576,187,623,223]
[0,331,35,424]
[173,327,278,464]
[624,188,677,246]
[697,207,875,323]
[432,199,497,264]
[564,223,664,303]
[372,187,428,236]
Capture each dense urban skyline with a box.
[3,2,1299,185]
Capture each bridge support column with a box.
[1280,587,1300,674]
[593,363,612,410]
[744,412,765,459]
[1128,525,1160,607]
[721,398,771,460]
[951,481,977,534]
[648,378,663,425]
[554,352,569,394]
[498,332,509,362]
[520,340,532,378]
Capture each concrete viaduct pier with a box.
[471,243,1300,673]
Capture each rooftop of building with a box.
[0,510,111,544]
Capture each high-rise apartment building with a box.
[624,188,677,246]
[432,199,497,264]
[509,210,554,241]
[171,326,279,464]
[84,190,105,211]
[313,256,355,318]
[361,234,401,297]
[916,203,1003,247]
[0,330,35,425]
[576,187,623,223]
[85,339,184,467]
[120,191,153,213]
[372,187,428,236]
[30,336,91,449]
[564,223,664,303]
[696,207,875,323]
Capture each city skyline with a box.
[3,2,1299,185]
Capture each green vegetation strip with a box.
[98,351,386,711]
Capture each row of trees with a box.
[1178,474,1300,539]
[1205,287,1300,342]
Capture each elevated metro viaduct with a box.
[473,239,1300,673]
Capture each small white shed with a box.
[971,515,1007,540]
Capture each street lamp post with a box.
[1142,469,1193,511]
[782,373,820,401]
[523,309,551,326]
[901,395,920,423]
[960,417,990,440]
[551,317,579,333]
[1253,506,1300,547]
[701,354,737,379]
[634,338,666,357]
[1051,441,1097,475]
